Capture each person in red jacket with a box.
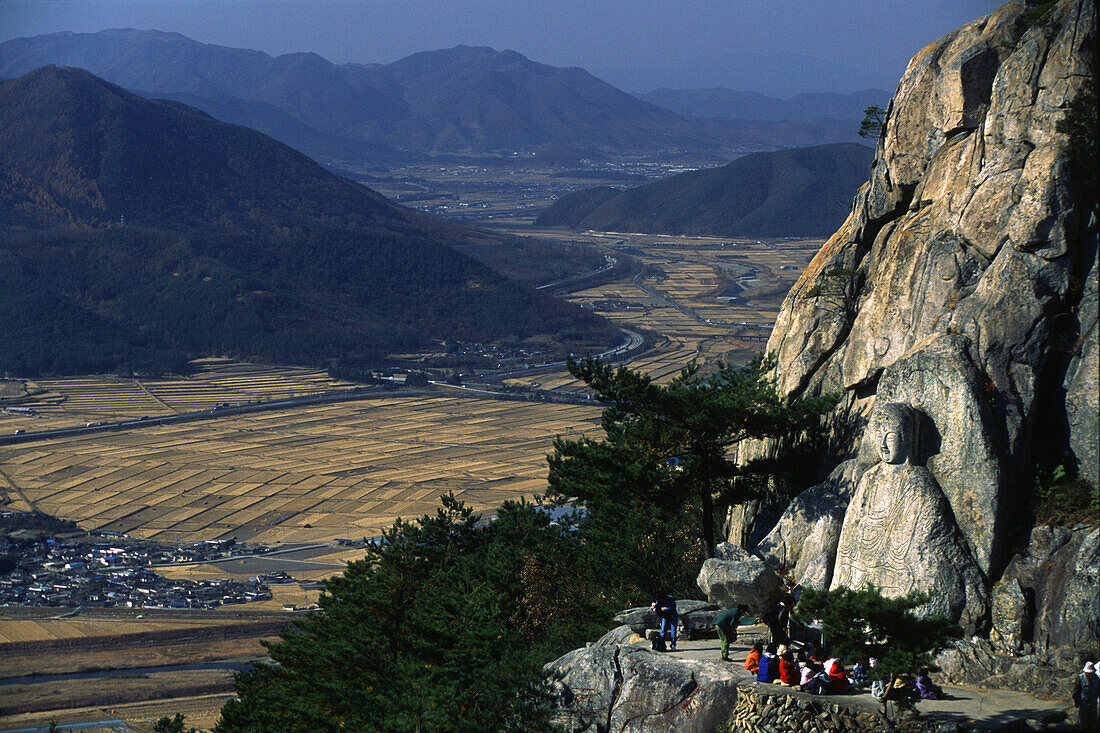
[777,646,799,686]
[743,640,763,673]
[826,657,850,693]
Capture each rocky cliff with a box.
[742,0,1096,652]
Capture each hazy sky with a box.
[1,1,1006,95]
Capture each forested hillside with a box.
[0,67,615,376]
[536,143,874,238]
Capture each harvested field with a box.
[502,231,821,392]
[0,667,236,718]
[0,360,357,435]
[0,396,601,543]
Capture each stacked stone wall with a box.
[726,687,893,733]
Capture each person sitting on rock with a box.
[799,656,818,689]
[777,646,799,686]
[915,668,944,699]
[852,656,871,687]
[650,592,678,651]
[714,605,741,662]
[744,640,763,673]
[826,657,850,693]
[806,664,830,695]
[888,674,920,705]
[757,643,779,683]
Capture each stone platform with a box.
[659,627,1075,731]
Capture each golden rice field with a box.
[0,231,819,549]
[1,360,358,434]
[0,395,601,544]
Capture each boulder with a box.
[595,625,644,646]
[755,459,863,589]
[680,604,725,639]
[546,645,741,733]
[611,599,715,634]
[696,543,784,614]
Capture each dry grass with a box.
[0,692,234,733]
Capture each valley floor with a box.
[0,227,822,729]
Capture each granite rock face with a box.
[989,578,1032,654]
[696,543,784,614]
[546,645,741,733]
[997,523,1100,652]
[737,0,1096,643]
[755,460,861,589]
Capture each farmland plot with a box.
[0,397,601,544]
[503,231,822,392]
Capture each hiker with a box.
[762,593,795,646]
[871,675,888,704]
[777,645,799,686]
[714,605,741,662]
[756,643,779,683]
[889,674,920,704]
[651,593,678,651]
[1074,662,1099,730]
[915,669,944,700]
[744,640,763,673]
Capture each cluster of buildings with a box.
[0,520,291,609]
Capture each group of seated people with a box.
[741,642,944,701]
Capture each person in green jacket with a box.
[714,605,742,661]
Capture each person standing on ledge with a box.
[1075,662,1099,730]
[714,605,742,661]
[651,592,679,651]
[762,593,795,647]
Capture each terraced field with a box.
[0,396,601,544]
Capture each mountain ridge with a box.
[0,65,615,376]
[636,87,890,122]
[0,30,867,162]
[536,143,875,238]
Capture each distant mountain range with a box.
[635,88,890,122]
[535,143,875,238]
[0,66,614,376]
[0,30,868,164]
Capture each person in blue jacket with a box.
[651,593,679,651]
[756,643,779,683]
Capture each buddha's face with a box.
[880,429,903,464]
[867,403,913,465]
